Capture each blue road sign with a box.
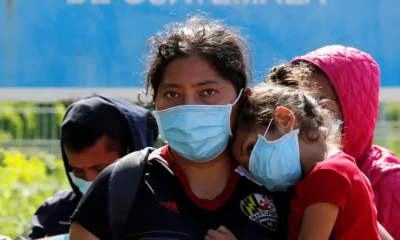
[1,0,399,101]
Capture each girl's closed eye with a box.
[231,126,264,168]
[247,145,254,155]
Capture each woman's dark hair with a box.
[145,15,251,100]
[237,65,341,148]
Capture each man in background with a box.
[15,95,158,239]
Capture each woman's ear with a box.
[274,106,295,134]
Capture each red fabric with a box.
[291,45,400,238]
[152,145,239,211]
[288,152,379,240]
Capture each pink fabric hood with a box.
[291,45,380,163]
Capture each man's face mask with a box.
[68,172,93,195]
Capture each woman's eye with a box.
[202,89,217,96]
[165,92,179,98]
[247,145,254,155]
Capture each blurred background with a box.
[1,0,400,237]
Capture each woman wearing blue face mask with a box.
[69,16,289,240]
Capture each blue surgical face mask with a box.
[68,172,93,195]
[48,234,69,240]
[249,120,302,192]
[153,90,242,163]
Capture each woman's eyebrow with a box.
[159,82,181,88]
[193,80,221,87]
[160,80,222,88]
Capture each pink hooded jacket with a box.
[291,45,400,238]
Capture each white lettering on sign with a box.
[67,0,111,3]
[150,0,167,5]
[275,0,325,4]
[125,0,145,4]
[250,0,267,5]
[211,0,230,5]
[66,0,85,4]
[285,0,310,4]
[67,0,326,5]
[168,0,204,5]
[92,0,112,4]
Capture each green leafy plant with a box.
[0,148,70,237]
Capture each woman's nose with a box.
[182,94,202,105]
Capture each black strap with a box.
[107,147,155,240]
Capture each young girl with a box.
[205,68,381,240]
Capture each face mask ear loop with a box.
[231,88,244,106]
[263,119,273,138]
